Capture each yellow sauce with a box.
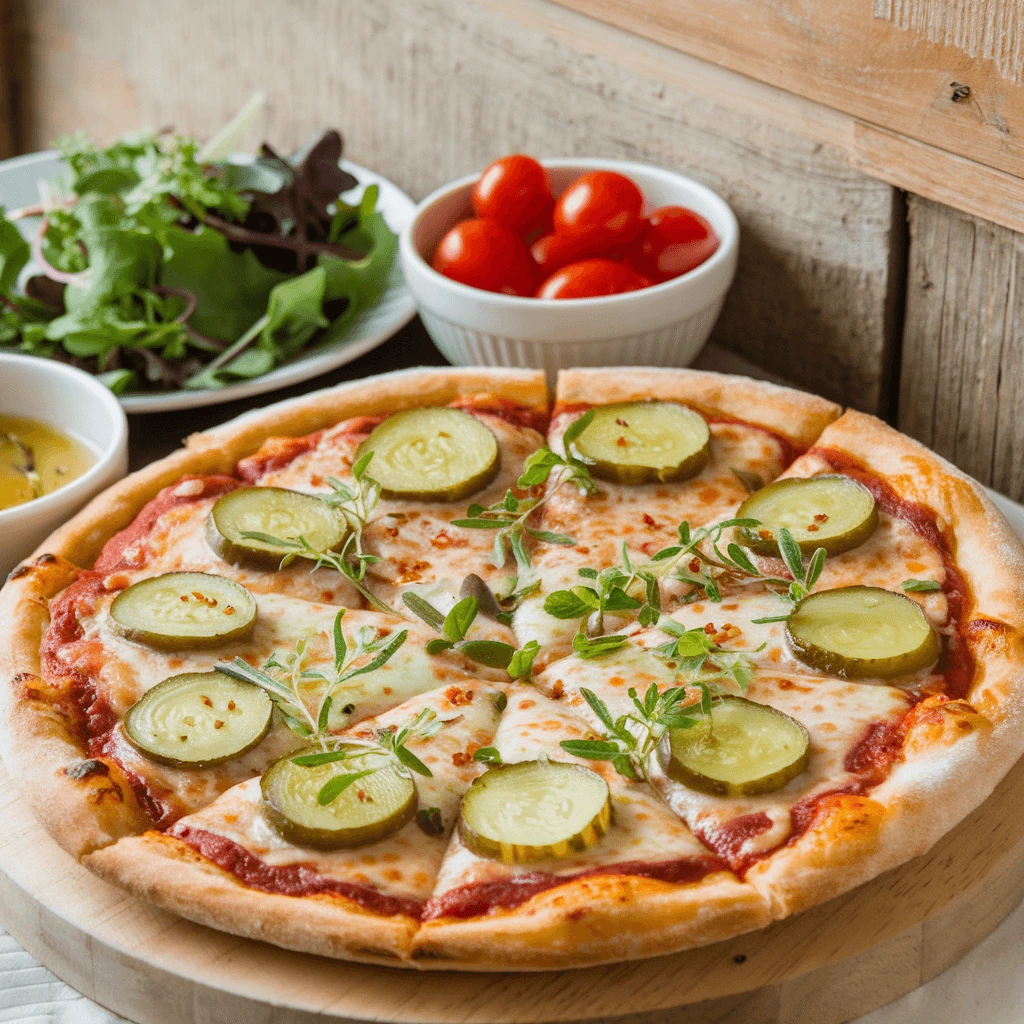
[0,414,95,511]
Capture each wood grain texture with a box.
[550,0,1024,183]
[4,742,1024,1024]
[898,196,1024,502]
[875,0,1024,84]
[8,0,901,412]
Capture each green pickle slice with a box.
[787,585,941,679]
[458,759,611,863]
[110,572,257,649]
[207,486,346,567]
[573,401,711,485]
[355,407,499,502]
[664,696,810,797]
[124,672,272,767]
[737,474,878,556]
[261,744,417,849]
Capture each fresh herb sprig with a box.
[216,607,408,740]
[902,578,942,593]
[651,618,762,693]
[650,519,826,619]
[560,684,705,781]
[401,592,539,679]
[450,411,599,574]
[240,453,398,616]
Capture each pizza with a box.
[2,364,1023,971]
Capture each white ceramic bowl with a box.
[399,158,739,381]
[0,353,128,579]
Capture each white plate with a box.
[0,151,417,414]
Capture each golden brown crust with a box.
[412,872,770,970]
[85,833,418,966]
[0,555,152,857]
[555,367,841,448]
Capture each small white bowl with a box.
[399,158,739,381]
[0,353,128,579]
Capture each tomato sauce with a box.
[170,825,423,918]
[448,394,550,434]
[236,431,326,482]
[422,855,725,920]
[94,475,240,572]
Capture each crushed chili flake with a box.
[452,751,472,767]
[807,524,820,532]
[214,720,225,729]
[689,557,702,573]
[616,437,629,446]
[444,686,475,707]
[642,513,656,527]
[200,696,213,708]
[814,513,829,522]
[551,680,565,700]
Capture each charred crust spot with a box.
[36,553,58,565]
[7,565,32,580]
[66,758,111,780]
[566,907,588,921]
[90,783,125,805]
[734,954,747,964]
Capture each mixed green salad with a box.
[0,127,397,394]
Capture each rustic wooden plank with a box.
[899,195,1024,501]
[550,0,1024,183]
[9,0,902,412]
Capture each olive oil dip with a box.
[0,414,95,510]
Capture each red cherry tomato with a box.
[536,258,650,300]
[623,206,719,281]
[530,232,586,276]
[472,155,554,234]
[553,172,644,256]
[432,219,536,296]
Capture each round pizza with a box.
[2,365,1023,971]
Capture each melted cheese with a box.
[255,413,543,594]
[428,690,715,901]
[114,487,361,606]
[169,681,504,901]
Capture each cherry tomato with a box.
[623,206,719,281]
[552,171,644,256]
[432,219,536,296]
[472,155,554,235]
[536,258,650,300]
[530,232,586,276]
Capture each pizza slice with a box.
[86,680,506,964]
[10,563,503,858]
[511,369,840,665]
[413,689,769,969]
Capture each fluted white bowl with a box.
[0,353,128,580]
[399,159,738,382]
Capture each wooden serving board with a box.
[0,751,1023,1024]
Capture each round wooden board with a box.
[2,758,1024,1024]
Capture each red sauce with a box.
[421,855,725,920]
[236,431,326,482]
[170,825,423,918]
[448,394,550,434]
[94,475,240,572]
[813,446,975,699]
[694,812,773,874]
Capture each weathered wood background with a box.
[1,0,1021,500]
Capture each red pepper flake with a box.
[227,701,237,711]
[452,751,472,767]
[642,513,656,527]
[704,623,717,634]
[814,513,829,522]
[357,790,367,802]
[214,720,225,729]
[615,418,628,427]
[445,686,475,706]
[689,557,702,573]
[807,524,819,533]
[224,605,236,615]
[551,680,565,700]
[616,437,629,447]
[200,695,213,708]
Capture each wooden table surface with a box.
[126,319,446,471]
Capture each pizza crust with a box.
[85,833,419,965]
[554,367,841,448]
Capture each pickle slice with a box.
[458,759,611,863]
[124,672,272,767]
[207,487,346,567]
[786,585,940,679]
[664,696,809,797]
[737,474,879,556]
[110,572,257,649]
[573,401,711,485]
[261,744,416,849]
[355,407,500,502]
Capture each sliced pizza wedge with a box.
[12,570,501,856]
[85,680,506,964]
[413,689,769,969]
[512,369,840,665]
